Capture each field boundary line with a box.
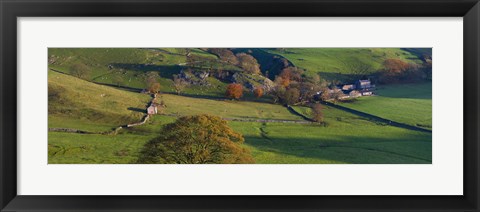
[321,101,432,133]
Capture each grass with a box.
[267,48,425,81]
[49,104,431,164]
[48,70,151,132]
[157,94,303,121]
[48,132,153,164]
[48,48,234,94]
[48,48,432,164]
[337,82,432,129]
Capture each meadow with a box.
[48,48,432,164]
[266,48,427,81]
[337,82,432,129]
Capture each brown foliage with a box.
[209,48,238,65]
[384,58,410,72]
[236,53,261,74]
[173,74,188,94]
[311,103,324,122]
[380,58,425,83]
[253,87,264,98]
[137,115,255,164]
[225,83,243,100]
[69,63,91,79]
[146,72,161,93]
[280,67,304,82]
[284,87,300,105]
[330,88,345,103]
[275,76,291,88]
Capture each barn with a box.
[147,105,158,115]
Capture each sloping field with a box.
[338,82,432,129]
[48,70,150,132]
[158,94,303,121]
[267,48,425,81]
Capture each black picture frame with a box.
[1,0,479,211]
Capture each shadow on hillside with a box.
[111,63,182,78]
[161,92,276,104]
[372,83,432,100]
[317,72,368,83]
[244,133,432,164]
[128,107,146,113]
[400,48,432,60]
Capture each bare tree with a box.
[173,75,189,95]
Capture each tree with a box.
[271,85,286,103]
[253,87,264,98]
[275,76,290,88]
[137,115,255,164]
[148,83,161,94]
[173,74,188,94]
[146,72,161,93]
[209,48,238,65]
[384,58,410,72]
[380,58,423,83]
[225,83,243,100]
[280,67,304,82]
[311,103,323,122]
[331,88,345,103]
[284,87,300,105]
[69,63,91,79]
[236,53,261,74]
[319,87,331,101]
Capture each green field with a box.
[338,82,432,129]
[48,48,432,164]
[267,48,425,81]
[49,104,431,164]
[48,70,151,132]
[158,94,303,121]
[48,75,431,164]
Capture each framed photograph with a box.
[1,0,479,211]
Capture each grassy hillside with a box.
[157,94,303,121]
[267,48,425,81]
[48,48,251,98]
[48,48,432,164]
[338,82,432,129]
[48,70,151,132]
[49,82,431,164]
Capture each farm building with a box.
[356,80,374,89]
[342,84,356,91]
[349,90,362,98]
[147,105,158,115]
[360,90,373,96]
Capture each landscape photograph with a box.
[48,48,432,164]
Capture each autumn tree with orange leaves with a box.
[253,87,264,98]
[225,83,243,100]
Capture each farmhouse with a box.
[356,80,375,89]
[342,84,356,91]
[147,104,158,115]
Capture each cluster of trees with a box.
[225,83,265,100]
[145,71,161,93]
[137,114,255,164]
[69,63,91,79]
[378,58,432,84]
[270,66,327,105]
[208,49,261,75]
[172,74,188,94]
